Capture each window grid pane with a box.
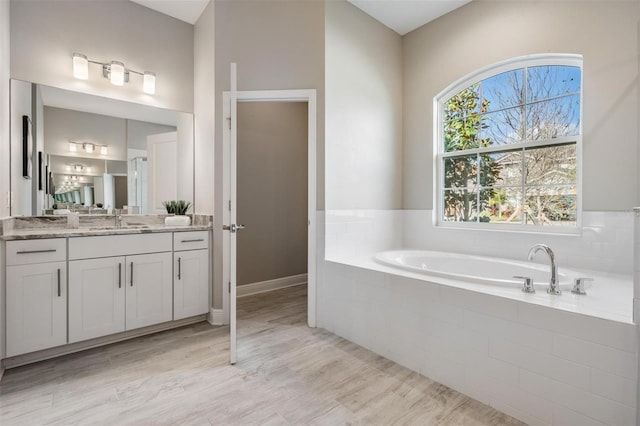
[439,61,580,227]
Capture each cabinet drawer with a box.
[173,231,209,251]
[69,233,172,260]
[6,239,67,266]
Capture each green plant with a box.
[163,200,191,215]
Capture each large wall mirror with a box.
[9,79,194,216]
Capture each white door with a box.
[147,132,178,213]
[68,257,125,342]
[6,262,67,357]
[125,252,173,330]
[222,63,240,364]
[173,249,209,320]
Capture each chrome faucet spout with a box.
[527,244,560,295]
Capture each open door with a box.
[223,63,240,365]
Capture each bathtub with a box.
[374,249,586,291]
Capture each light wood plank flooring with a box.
[0,285,523,425]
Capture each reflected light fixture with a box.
[72,53,89,80]
[71,52,156,95]
[68,140,108,155]
[110,61,125,86]
[143,72,156,95]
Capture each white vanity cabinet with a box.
[68,256,125,343]
[125,252,173,329]
[69,233,173,336]
[173,231,210,320]
[5,238,67,357]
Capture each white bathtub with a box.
[374,249,586,291]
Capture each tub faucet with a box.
[527,244,561,295]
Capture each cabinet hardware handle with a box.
[130,262,134,286]
[118,263,122,288]
[17,249,57,254]
[57,268,61,297]
[181,239,204,243]
[178,257,181,280]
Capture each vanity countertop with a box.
[1,224,212,241]
[0,215,213,241]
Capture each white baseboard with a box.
[208,308,226,325]
[237,273,307,297]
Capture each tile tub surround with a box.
[0,214,213,240]
[318,260,638,425]
[326,210,634,275]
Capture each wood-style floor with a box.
[0,285,523,425]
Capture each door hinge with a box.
[228,281,231,293]
[228,200,231,211]
[226,116,231,130]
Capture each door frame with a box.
[222,89,317,329]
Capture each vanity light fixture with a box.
[69,142,77,152]
[71,52,156,95]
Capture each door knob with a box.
[223,224,246,233]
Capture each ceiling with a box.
[129,0,470,35]
[130,0,210,25]
[348,0,472,35]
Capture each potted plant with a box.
[163,200,192,226]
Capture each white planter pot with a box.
[165,215,191,226]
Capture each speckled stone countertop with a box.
[1,214,213,241]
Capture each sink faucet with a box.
[527,244,561,295]
[115,209,123,228]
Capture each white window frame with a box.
[433,54,583,234]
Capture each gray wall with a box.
[127,120,176,151]
[325,1,403,210]
[0,0,9,218]
[10,0,194,113]
[237,102,308,286]
[213,0,324,309]
[194,1,215,216]
[44,107,127,160]
[403,0,640,211]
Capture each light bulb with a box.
[100,146,108,155]
[74,165,82,172]
[110,61,125,86]
[69,142,77,152]
[83,143,94,153]
[143,71,156,95]
[72,53,89,80]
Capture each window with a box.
[436,55,582,231]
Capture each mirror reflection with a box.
[10,80,194,216]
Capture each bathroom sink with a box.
[88,225,150,231]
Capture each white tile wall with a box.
[318,260,638,425]
[325,210,403,261]
[319,209,638,424]
[404,210,634,275]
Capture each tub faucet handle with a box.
[571,277,592,295]
[514,276,535,294]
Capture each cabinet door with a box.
[69,257,125,343]
[174,249,209,320]
[6,262,67,357]
[125,252,172,330]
